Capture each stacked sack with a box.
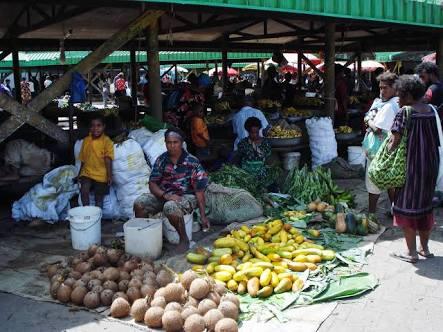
[305,117,338,168]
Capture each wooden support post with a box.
[130,48,138,113]
[87,71,92,104]
[222,49,228,90]
[357,52,362,92]
[297,51,303,90]
[257,61,260,82]
[438,34,443,79]
[12,50,21,104]
[147,19,162,121]
[215,62,218,77]
[324,23,336,119]
[0,10,164,145]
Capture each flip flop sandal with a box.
[418,250,435,258]
[390,252,418,264]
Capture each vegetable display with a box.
[209,165,263,197]
[335,126,353,134]
[268,125,302,138]
[282,107,312,118]
[187,220,337,299]
[283,166,354,206]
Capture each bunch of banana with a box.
[187,220,336,298]
[335,126,353,134]
[268,125,302,138]
[282,108,312,118]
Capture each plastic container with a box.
[283,152,301,171]
[348,146,366,167]
[67,206,102,250]
[124,218,163,259]
[163,214,193,244]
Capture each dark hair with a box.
[164,127,185,141]
[377,72,398,87]
[90,114,105,125]
[394,75,426,101]
[244,117,262,131]
[416,62,439,78]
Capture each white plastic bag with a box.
[431,106,443,191]
[142,129,187,167]
[128,128,154,147]
[113,139,151,219]
[12,165,78,223]
[74,139,83,174]
[306,117,338,168]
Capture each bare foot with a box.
[176,241,190,254]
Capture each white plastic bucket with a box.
[124,218,163,259]
[348,146,366,167]
[163,214,193,244]
[67,206,102,250]
[283,152,301,171]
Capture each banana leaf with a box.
[312,272,378,303]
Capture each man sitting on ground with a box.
[134,128,210,253]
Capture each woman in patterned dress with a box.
[389,75,439,263]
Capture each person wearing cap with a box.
[133,128,210,253]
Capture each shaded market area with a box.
[1,1,443,332]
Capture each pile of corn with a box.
[186,220,335,298]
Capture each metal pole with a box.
[130,48,138,119]
[68,102,75,160]
[174,63,178,84]
[147,20,162,121]
[324,23,336,119]
[12,50,21,103]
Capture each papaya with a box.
[186,252,208,265]
[214,237,237,248]
[321,250,336,261]
[306,255,322,263]
[205,262,218,274]
[212,248,233,257]
[213,271,232,282]
[274,278,293,294]
[288,262,308,272]
[257,286,274,298]
[247,277,260,297]
[220,254,233,265]
[357,218,369,236]
[271,271,280,287]
[227,280,239,292]
[260,268,272,287]
[237,281,247,295]
[214,265,236,274]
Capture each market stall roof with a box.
[0,51,271,69]
[375,51,434,62]
[0,1,441,55]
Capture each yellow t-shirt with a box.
[79,134,114,183]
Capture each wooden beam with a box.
[12,50,21,104]
[0,10,164,144]
[324,23,336,119]
[147,19,162,121]
[300,53,324,79]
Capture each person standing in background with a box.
[44,76,52,89]
[416,62,443,110]
[20,77,31,105]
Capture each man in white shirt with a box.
[232,96,270,150]
[364,72,400,214]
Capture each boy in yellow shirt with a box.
[78,115,114,209]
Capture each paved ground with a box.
[1,183,443,331]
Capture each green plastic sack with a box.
[368,107,410,190]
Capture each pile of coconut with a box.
[46,245,240,331]
[111,269,240,332]
[46,245,174,308]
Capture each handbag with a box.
[368,107,411,190]
[431,105,443,191]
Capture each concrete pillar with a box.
[147,20,162,121]
[324,23,336,119]
[130,48,138,116]
[437,34,443,79]
[12,50,21,103]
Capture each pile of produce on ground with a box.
[186,219,336,299]
[209,165,264,197]
[282,107,312,118]
[45,245,240,332]
[267,125,302,139]
[335,126,353,134]
[283,166,354,206]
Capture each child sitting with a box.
[78,114,114,209]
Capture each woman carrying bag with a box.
[377,75,439,263]
[362,72,399,215]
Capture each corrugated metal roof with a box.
[0,51,271,68]
[145,0,443,28]
[375,51,433,62]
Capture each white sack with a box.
[78,186,120,220]
[128,127,154,147]
[306,117,338,168]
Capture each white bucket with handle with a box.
[124,218,163,259]
[67,206,102,250]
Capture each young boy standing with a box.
[78,115,114,209]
